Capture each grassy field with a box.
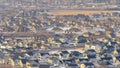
[47,10,113,15]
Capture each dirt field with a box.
[47,10,114,15]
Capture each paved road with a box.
[0,31,53,37]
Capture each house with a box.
[116,55,120,62]
[63,58,76,64]
[82,32,90,38]
[70,51,83,58]
[110,41,117,46]
[87,54,96,61]
[66,63,79,68]
[39,64,50,68]
[77,36,87,44]
[27,52,34,57]
[29,60,39,68]
[50,57,60,66]
[100,56,113,63]
[50,54,59,58]
[0,36,4,43]
[39,51,49,57]
[20,59,32,68]
[21,59,27,65]
[117,64,120,68]
[85,49,96,55]
[53,34,62,43]
[79,58,89,64]
[83,62,95,68]
[105,61,115,68]
[60,50,69,58]
[105,45,114,53]
[117,49,120,54]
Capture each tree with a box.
[8,58,14,67]
[18,60,23,68]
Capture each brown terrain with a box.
[47,10,115,15]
